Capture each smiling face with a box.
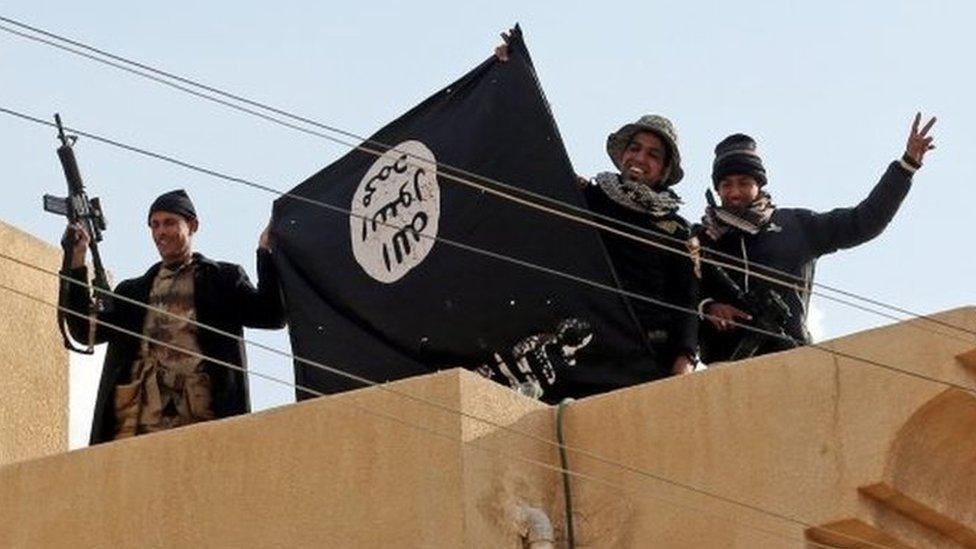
[716,174,761,210]
[620,131,668,187]
[149,211,197,265]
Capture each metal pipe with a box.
[517,505,555,549]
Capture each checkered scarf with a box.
[594,172,682,219]
[701,191,776,240]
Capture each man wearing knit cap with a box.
[552,114,699,398]
[696,114,936,363]
[63,189,285,444]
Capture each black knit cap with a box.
[148,189,197,223]
[712,133,767,188]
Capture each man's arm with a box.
[62,222,118,345]
[667,234,701,375]
[232,223,286,329]
[694,241,753,333]
[806,114,936,256]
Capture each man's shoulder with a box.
[192,253,242,271]
[771,206,817,224]
[192,254,249,287]
[116,263,161,292]
[771,205,808,215]
[113,276,142,295]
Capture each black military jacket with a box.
[67,250,285,444]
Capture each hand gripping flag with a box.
[272,26,661,402]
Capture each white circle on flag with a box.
[350,140,440,283]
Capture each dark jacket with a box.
[67,249,285,445]
[698,161,913,363]
[577,183,698,387]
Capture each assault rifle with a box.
[705,263,798,360]
[43,114,110,354]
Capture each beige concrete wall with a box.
[1,305,974,548]
[0,220,67,465]
[560,306,976,548]
[0,369,556,548]
[458,371,560,544]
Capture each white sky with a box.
[2,2,973,447]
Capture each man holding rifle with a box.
[696,114,936,363]
[63,189,285,444]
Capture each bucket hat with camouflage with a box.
[606,114,684,187]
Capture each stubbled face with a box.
[717,174,761,210]
[149,211,197,264]
[620,131,667,186]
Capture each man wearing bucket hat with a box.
[573,114,699,391]
[63,189,286,444]
[696,114,936,363]
[494,39,696,396]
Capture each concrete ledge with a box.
[879,387,976,542]
[861,483,976,547]
[957,349,976,376]
[805,518,912,548]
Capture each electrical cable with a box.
[556,398,576,549]
[0,16,971,342]
[1,107,972,396]
[3,192,971,549]
[6,240,973,537]
[0,15,952,544]
[0,277,898,549]
[1,102,973,356]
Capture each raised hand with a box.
[494,32,511,62]
[672,354,695,375]
[905,112,936,166]
[259,219,274,251]
[62,222,90,269]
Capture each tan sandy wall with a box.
[0,220,67,466]
[0,369,556,548]
[458,371,561,545]
[558,307,976,548]
[1,301,973,548]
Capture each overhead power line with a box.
[3,106,973,391]
[0,15,972,342]
[0,268,897,549]
[0,15,959,549]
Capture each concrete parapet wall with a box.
[558,306,976,548]
[1,306,974,547]
[0,369,555,548]
[0,220,67,466]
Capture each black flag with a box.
[272,26,658,402]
